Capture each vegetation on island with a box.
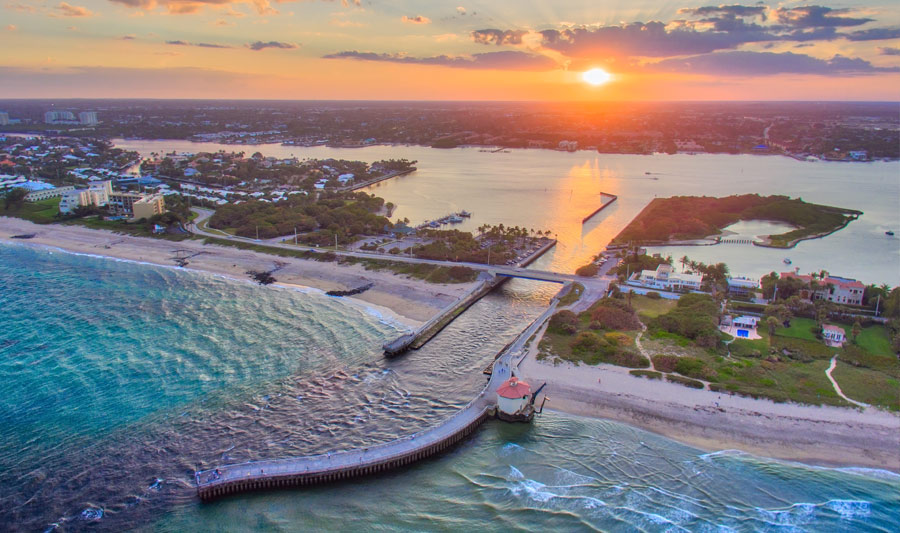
[612,194,861,248]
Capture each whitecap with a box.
[79,508,103,521]
[825,499,871,520]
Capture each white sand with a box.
[519,341,900,471]
[0,217,477,325]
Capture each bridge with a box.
[196,297,559,502]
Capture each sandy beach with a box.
[0,217,477,327]
[518,340,900,472]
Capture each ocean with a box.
[1,243,897,532]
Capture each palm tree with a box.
[766,316,779,340]
[851,321,862,344]
[679,255,689,273]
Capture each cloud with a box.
[246,40,297,51]
[5,3,36,12]
[120,34,136,40]
[106,0,358,15]
[773,6,871,28]
[456,6,465,15]
[322,50,557,70]
[649,50,900,76]
[5,24,16,31]
[213,18,235,26]
[54,2,93,17]
[678,5,766,19]
[878,46,900,56]
[401,15,430,25]
[540,22,775,58]
[471,29,527,46]
[843,27,900,41]
[166,39,232,48]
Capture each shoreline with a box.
[518,346,900,472]
[0,217,476,327]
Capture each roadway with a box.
[189,208,610,288]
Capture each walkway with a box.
[825,356,869,408]
[196,296,560,501]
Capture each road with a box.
[189,208,611,288]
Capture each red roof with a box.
[823,325,845,333]
[497,377,531,399]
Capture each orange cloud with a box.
[106,0,358,15]
[54,2,94,17]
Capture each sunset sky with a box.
[2,1,899,100]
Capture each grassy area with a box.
[774,317,821,341]
[630,294,676,320]
[854,326,893,356]
[0,197,61,224]
[830,361,899,412]
[65,217,193,241]
[666,374,704,389]
[558,283,584,307]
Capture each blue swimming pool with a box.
[737,329,749,338]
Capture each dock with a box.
[196,297,560,502]
[342,168,416,192]
[581,193,618,224]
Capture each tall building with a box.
[0,112,9,126]
[58,181,112,214]
[44,111,76,124]
[79,111,99,126]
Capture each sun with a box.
[582,68,612,86]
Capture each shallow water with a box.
[112,140,900,285]
[2,243,898,532]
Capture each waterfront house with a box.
[779,272,865,306]
[634,264,703,292]
[822,325,846,347]
[727,276,760,298]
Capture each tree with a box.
[679,255,689,273]
[766,316,779,339]
[4,187,27,210]
[851,321,862,344]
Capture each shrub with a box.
[604,332,632,347]
[571,331,607,353]
[588,320,603,330]
[591,306,641,331]
[575,263,600,277]
[631,370,663,380]
[646,291,662,300]
[447,265,475,282]
[666,374,705,389]
[652,354,678,373]
[674,357,716,381]
[549,310,578,334]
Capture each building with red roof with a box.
[779,272,865,306]
[496,376,531,417]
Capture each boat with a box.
[458,210,472,218]
[447,215,464,223]
[783,258,792,264]
[887,230,895,236]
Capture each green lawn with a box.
[0,197,61,224]
[854,326,893,356]
[774,317,821,341]
[631,294,676,320]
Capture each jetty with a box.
[581,192,618,224]
[195,296,560,502]
[342,168,416,192]
[383,238,558,356]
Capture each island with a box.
[611,194,862,248]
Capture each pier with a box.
[342,168,416,192]
[581,193,618,224]
[196,296,560,502]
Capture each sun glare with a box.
[582,68,612,86]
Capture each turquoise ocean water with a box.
[1,243,897,532]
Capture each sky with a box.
[2,0,899,100]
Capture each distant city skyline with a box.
[2,0,899,100]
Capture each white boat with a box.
[783,258,792,264]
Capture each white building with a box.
[496,376,531,416]
[78,111,99,126]
[44,111,77,124]
[727,277,760,297]
[822,325,846,347]
[25,185,76,202]
[59,181,112,214]
[634,264,703,292]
